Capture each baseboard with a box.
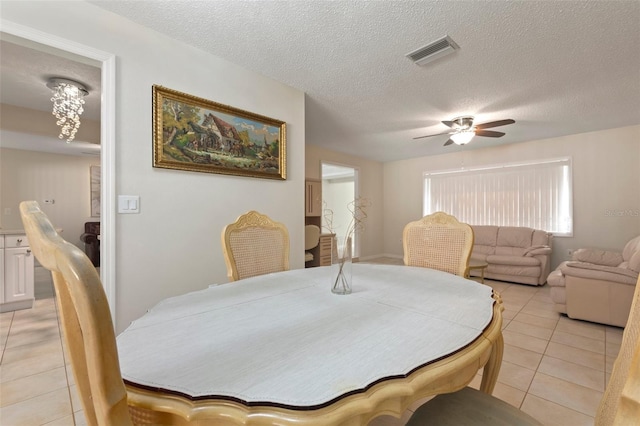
[359,253,403,261]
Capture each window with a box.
[423,158,572,235]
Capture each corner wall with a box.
[2,2,306,332]
[384,125,640,270]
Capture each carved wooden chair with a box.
[221,210,290,281]
[19,201,133,426]
[406,273,640,425]
[402,211,474,276]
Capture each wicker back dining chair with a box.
[407,273,640,425]
[402,211,474,276]
[19,201,133,426]
[221,210,290,281]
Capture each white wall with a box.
[0,148,98,248]
[322,178,354,242]
[384,125,640,269]
[2,2,306,332]
[306,144,384,259]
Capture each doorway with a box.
[1,22,117,320]
[321,162,359,258]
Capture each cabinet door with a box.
[306,180,322,217]
[4,247,35,303]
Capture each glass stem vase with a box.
[331,236,352,295]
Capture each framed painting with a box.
[152,85,286,180]
[90,165,100,217]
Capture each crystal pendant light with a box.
[46,78,88,143]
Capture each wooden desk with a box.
[118,264,503,425]
[306,233,334,267]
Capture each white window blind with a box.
[423,158,572,235]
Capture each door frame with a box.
[1,19,118,323]
[320,161,361,258]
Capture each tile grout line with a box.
[0,312,15,365]
[515,285,548,410]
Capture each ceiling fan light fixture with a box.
[46,77,89,143]
[451,130,475,145]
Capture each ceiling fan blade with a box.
[475,119,515,130]
[443,139,454,146]
[475,130,505,138]
[441,120,454,128]
[413,131,453,140]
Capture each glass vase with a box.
[331,236,352,295]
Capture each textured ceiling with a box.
[2,2,639,162]
[0,34,102,155]
[89,0,640,162]
[0,37,102,121]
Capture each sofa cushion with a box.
[487,264,540,278]
[561,261,638,285]
[622,235,640,261]
[524,246,552,256]
[472,226,499,252]
[486,254,541,266]
[470,253,488,262]
[630,251,640,273]
[573,248,624,267]
[531,230,550,247]
[472,245,495,256]
[547,264,567,288]
[496,226,534,248]
[495,246,527,256]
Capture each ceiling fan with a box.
[413,116,515,146]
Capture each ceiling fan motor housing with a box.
[452,116,474,130]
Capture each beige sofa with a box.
[547,235,640,327]
[469,226,553,286]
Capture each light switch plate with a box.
[118,195,140,214]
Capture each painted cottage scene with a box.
[160,96,283,176]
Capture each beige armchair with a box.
[548,235,640,327]
[221,210,290,282]
[403,212,474,276]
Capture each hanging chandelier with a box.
[46,78,88,143]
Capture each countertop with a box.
[0,229,26,236]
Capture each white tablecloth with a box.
[117,264,494,408]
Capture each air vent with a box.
[406,35,459,66]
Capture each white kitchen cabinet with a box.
[0,233,35,312]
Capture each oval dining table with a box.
[117,263,504,425]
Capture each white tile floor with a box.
[0,259,623,425]
[0,266,86,425]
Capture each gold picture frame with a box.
[152,85,286,180]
